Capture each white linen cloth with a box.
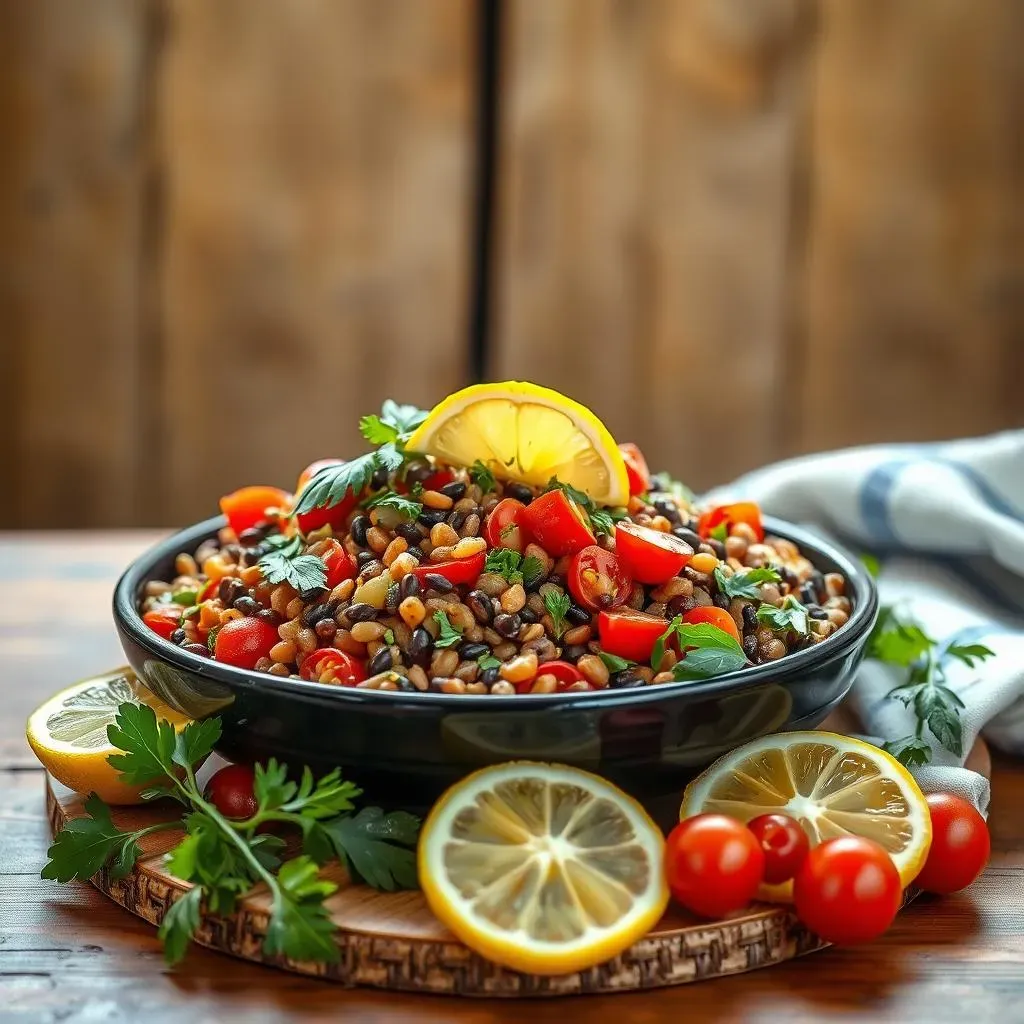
[706,430,1024,815]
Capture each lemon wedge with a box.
[406,381,630,506]
[27,669,194,805]
[419,762,668,975]
[679,731,932,901]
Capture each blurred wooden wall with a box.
[1,0,1021,528]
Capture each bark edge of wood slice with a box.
[44,773,842,997]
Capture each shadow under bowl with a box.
[114,516,877,811]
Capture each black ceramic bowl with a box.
[114,515,876,809]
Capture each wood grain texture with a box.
[157,0,475,526]
[0,0,150,528]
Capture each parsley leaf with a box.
[861,553,882,578]
[881,734,933,768]
[651,617,748,677]
[709,523,728,543]
[597,650,636,673]
[433,610,463,648]
[383,628,395,645]
[868,616,935,667]
[364,490,422,520]
[264,856,340,963]
[945,642,996,668]
[477,653,502,672]
[714,566,782,600]
[756,596,809,635]
[671,646,748,680]
[379,399,428,434]
[359,414,400,446]
[319,807,420,891]
[484,548,545,587]
[257,534,328,595]
[158,886,204,965]
[106,702,178,785]
[469,459,497,493]
[544,590,571,638]
[292,453,379,518]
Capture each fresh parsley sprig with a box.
[543,590,571,639]
[484,548,544,588]
[42,703,420,967]
[756,595,810,635]
[432,610,464,648]
[469,460,497,494]
[713,566,782,601]
[364,490,423,521]
[257,533,330,594]
[650,616,748,679]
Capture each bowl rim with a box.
[114,514,878,711]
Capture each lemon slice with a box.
[406,381,630,506]
[680,731,932,901]
[419,761,668,975]
[27,669,194,805]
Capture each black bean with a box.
[653,498,682,523]
[367,648,393,674]
[407,627,433,666]
[674,527,702,549]
[404,460,432,485]
[667,594,697,616]
[359,559,384,579]
[609,671,645,689]
[808,607,828,620]
[301,603,332,627]
[447,509,467,532]
[233,595,260,616]
[519,607,538,624]
[315,619,337,641]
[417,509,447,528]
[440,481,467,501]
[742,635,758,660]
[356,550,377,568]
[742,604,758,631]
[565,603,591,626]
[506,482,534,504]
[562,644,587,662]
[219,577,245,604]
[347,602,379,622]
[238,526,267,546]
[708,538,726,558]
[800,583,818,605]
[405,545,425,563]
[713,592,730,609]
[423,573,454,594]
[480,667,500,685]
[466,590,493,624]
[222,543,243,561]
[370,466,388,490]
[459,641,489,660]
[256,609,282,626]
[396,521,424,544]
[494,613,522,638]
[350,515,370,547]
[399,574,422,601]
[299,585,328,603]
[183,643,211,658]
[385,582,400,612]
[169,628,187,645]
[782,568,802,591]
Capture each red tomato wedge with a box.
[300,648,366,687]
[213,616,279,670]
[484,498,532,552]
[143,605,183,640]
[510,659,585,695]
[697,502,765,543]
[321,539,357,589]
[567,546,632,613]
[409,552,486,588]
[681,606,741,643]
[614,521,693,584]
[597,609,668,662]
[618,443,651,497]
[220,486,292,537]
[522,489,595,557]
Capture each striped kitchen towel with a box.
[706,430,1024,814]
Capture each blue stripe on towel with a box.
[936,458,1024,524]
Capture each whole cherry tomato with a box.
[913,793,990,894]
[220,486,292,537]
[320,538,357,589]
[522,489,595,557]
[597,609,668,662]
[409,552,486,588]
[568,546,632,613]
[747,813,810,884]
[697,502,765,543]
[484,498,532,553]
[205,763,258,820]
[793,836,902,945]
[618,443,651,497]
[614,520,693,584]
[143,604,183,640]
[213,616,279,670]
[681,606,741,643]
[299,648,367,686]
[665,814,766,919]
[294,459,356,535]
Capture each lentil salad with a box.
[140,396,852,696]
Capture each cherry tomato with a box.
[213,616,279,670]
[220,486,292,537]
[568,546,632,613]
[197,577,221,603]
[665,814,766,919]
[793,836,901,945]
[420,468,456,492]
[681,606,741,643]
[205,763,258,820]
[299,648,367,686]
[542,660,586,692]
[484,498,532,553]
[614,520,693,584]
[618,443,651,497]
[697,502,765,543]
[143,604,183,640]
[522,489,595,557]
[320,538,357,589]
[597,609,668,662]
[409,552,486,588]
[294,459,356,535]
[914,793,990,894]
[747,813,810,884]
[296,458,343,492]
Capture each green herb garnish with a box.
[709,523,728,543]
[469,460,497,494]
[484,548,544,588]
[650,616,747,678]
[477,653,502,672]
[756,595,810,635]
[597,650,636,674]
[713,566,782,600]
[364,490,423,521]
[383,628,395,645]
[432,610,463,648]
[543,590,572,639]
[257,534,329,594]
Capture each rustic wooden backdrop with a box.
[1,0,1021,529]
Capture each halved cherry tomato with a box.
[618,443,651,497]
[294,460,356,535]
[197,577,220,603]
[522,489,595,557]
[299,648,366,687]
[568,546,632,613]
[143,604,183,640]
[409,552,486,588]
[220,485,292,537]
[682,606,741,643]
[614,520,693,584]
[484,498,532,552]
[213,616,279,670]
[697,502,765,543]
[597,609,668,662]
[540,660,586,693]
[320,538,357,589]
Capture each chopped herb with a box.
[316,807,420,891]
[543,590,571,639]
[257,534,328,594]
[477,654,502,672]
[499,522,518,540]
[756,596,810,635]
[709,523,728,543]
[650,616,748,677]
[206,625,221,654]
[484,548,545,588]
[469,460,497,494]
[383,628,395,645]
[521,557,545,588]
[597,650,636,674]
[432,610,463,648]
[713,566,782,601]
[364,490,422,520]
[171,590,198,607]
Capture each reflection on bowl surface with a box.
[115,516,877,809]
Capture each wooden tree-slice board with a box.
[46,773,835,997]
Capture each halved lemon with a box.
[419,762,668,975]
[27,669,194,805]
[406,381,630,506]
[680,731,932,901]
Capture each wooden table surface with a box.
[2,532,1022,1023]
